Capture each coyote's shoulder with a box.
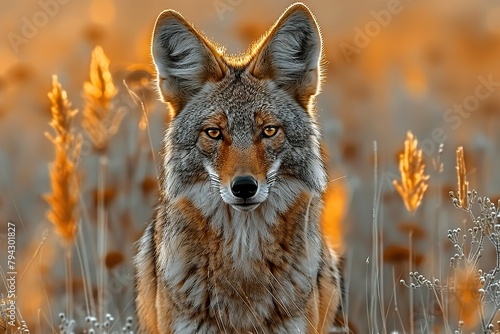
[135,3,341,333]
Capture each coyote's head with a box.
[152,3,327,212]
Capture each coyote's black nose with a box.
[231,176,258,199]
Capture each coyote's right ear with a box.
[151,10,226,116]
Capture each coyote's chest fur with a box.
[154,189,323,332]
[137,185,333,333]
[135,3,341,334]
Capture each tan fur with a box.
[137,196,340,333]
[135,3,341,333]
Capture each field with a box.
[1,0,500,333]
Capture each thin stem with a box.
[392,267,405,331]
[487,308,500,329]
[371,140,379,333]
[75,228,92,317]
[98,156,108,322]
[409,231,414,334]
[65,245,73,321]
[79,189,97,316]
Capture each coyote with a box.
[135,3,341,333]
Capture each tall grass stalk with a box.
[45,74,82,333]
[82,46,121,151]
[369,140,387,333]
[408,230,413,334]
[77,183,100,320]
[82,45,120,324]
[391,267,405,330]
[38,238,55,333]
[65,247,73,321]
[76,223,94,317]
[393,131,429,214]
[97,157,108,323]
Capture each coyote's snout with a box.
[135,3,341,333]
[204,124,285,212]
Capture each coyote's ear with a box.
[152,10,226,116]
[250,3,322,111]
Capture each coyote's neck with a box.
[214,205,277,270]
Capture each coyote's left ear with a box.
[250,3,323,111]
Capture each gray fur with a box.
[136,3,339,333]
[161,74,326,200]
[252,9,323,101]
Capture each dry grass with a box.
[455,146,469,210]
[82,46,122,151]
[44,75,81,244]
[450,265,482,329]
[41,51,136,334]
[402,141,500,332]
[393,131,429,213]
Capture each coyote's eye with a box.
[205,128,222,140]
[262,126,278,138]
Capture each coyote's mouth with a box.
[230,202,261,212]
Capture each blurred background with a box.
[1,0,500,332]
